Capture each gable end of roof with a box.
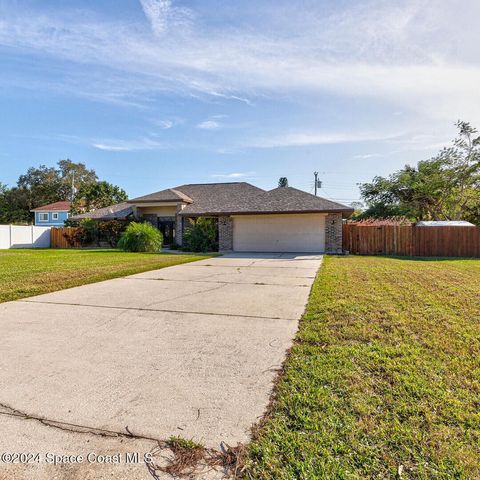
[128,188,193,203]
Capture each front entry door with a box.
[158,220,175,246]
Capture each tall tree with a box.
[360,121,480,224]
[278,177,289,187]
[1,160,125,224]
[57,159,98,200]
[17,165,62,210]
[72,181,128,213]
[15,160,98,209]
[0,185,31,224]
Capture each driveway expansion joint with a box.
[185,264,316,270]
[18,300,298,321]
[141,281,229,310]
[126,277,311,287]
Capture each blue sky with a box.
[1,0,479,204]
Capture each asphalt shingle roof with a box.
[236,186,354,214]
[177,183,266,215]
[31,201,71,212]
[178,185,353,215]
[70,202,134,221]
[129,188,193,203]
[78,183,353,219]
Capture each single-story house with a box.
[72,183,353,253]
[31,201,72,226]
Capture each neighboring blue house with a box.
[31,201,72,226]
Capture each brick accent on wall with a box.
[218,216,233,251]
[175,214,183,246]
[325,213,343,253]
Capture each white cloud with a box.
[211,172,256,179]
[139,0,171,35]
[196,115,227,129]
[157,120,174,129]
[196,120,221,130]
[208,91,254,105]
[92,137,165,151]
[247,131,403,149]
[0,0,479,130]
[93,143,131,152]
[139,0,192,36]
[352,153,383,160]
[153,117,184,129]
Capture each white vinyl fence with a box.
[0,225,51,249]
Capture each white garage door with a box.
[233,214,326,252]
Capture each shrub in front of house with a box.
[79,218,98,245]
[183,217,217,252]
[117,222,163,252]
[64,219,129,247]
[97,220,129,247]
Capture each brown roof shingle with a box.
[70,202,134,221]
[179,184,353,216]
[177,183,266,215]
[232,186,354,215]
[127,182,353,216]
[31,201,71,212]
[128,188,193,203]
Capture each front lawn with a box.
[246,256,480,479]
[0,249,209,303]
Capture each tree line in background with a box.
[357,121,480,224]
[1,122,479,227]
[0,159,128,224]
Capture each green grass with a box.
[167,436,205,451]
[246,256,480,479]
[0,248,209,303]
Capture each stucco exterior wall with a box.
[136,206,177,216]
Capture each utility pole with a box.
[71,172,76,201]
[313,172,323,196]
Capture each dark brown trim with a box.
[180,209,354,217]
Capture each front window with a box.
[38,213,48,222]
[52,213,59,220]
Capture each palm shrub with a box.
[183,217,217,252]
[117,222,163,252]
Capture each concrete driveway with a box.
[0,253,322,479]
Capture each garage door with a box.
[233,214,326,252]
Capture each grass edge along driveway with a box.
[245,255,480,480]
[0,248,210,303]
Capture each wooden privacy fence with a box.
[343,224,480,257]
[51,227,82,248]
